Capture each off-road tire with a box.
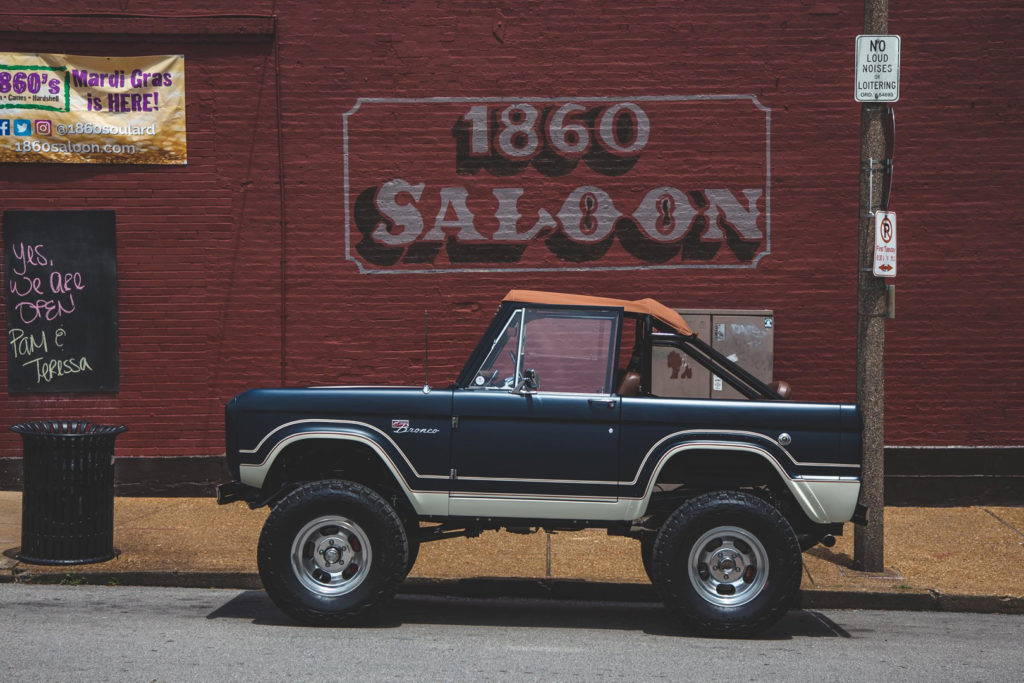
[405,538,420,576]
[651,490,802,637]
[639,534,656,582]
[257,479,408,626]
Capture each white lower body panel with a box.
[792,479,861,524]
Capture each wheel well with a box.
[645,449,816,534]
[262,439,416,522]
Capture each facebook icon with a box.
[0,120,9,136]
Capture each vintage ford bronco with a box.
[218,290,864,636]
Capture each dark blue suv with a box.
[219,290,863,636]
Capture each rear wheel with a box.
[257,480,408,625]
[651,490,802,637]
[405,538,420,575]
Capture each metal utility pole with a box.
[854,0,890,573]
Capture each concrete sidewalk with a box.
[1,491,1022,613]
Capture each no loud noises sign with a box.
[855,35,901,102]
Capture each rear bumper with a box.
[792,479,862,524]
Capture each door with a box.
[450,306,622,516]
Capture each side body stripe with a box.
[237,421,859,524]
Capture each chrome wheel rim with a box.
[290,515,372,596]
[688,525,769,607]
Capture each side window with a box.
[520,308,618,394]
[470,310,522,390]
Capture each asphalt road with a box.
[1,584,1022,681]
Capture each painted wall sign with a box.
[0,53,186,164]
[344,96,771,273]
[3,210,119,393]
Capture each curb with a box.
[0,570,262,590]
[799,588,1024,615]
[3,570,1023,615]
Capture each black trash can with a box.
[12,421,128,565]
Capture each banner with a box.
[0,53,186,164]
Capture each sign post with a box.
[854,3,895,574]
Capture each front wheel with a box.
[651,491,802,637]
[639,534,655,582]
[257,480,409,626]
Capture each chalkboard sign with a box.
[4,210,118,393]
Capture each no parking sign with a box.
[873,211,897,277]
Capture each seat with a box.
[617,370,642,397]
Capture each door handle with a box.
[588,398,618,408]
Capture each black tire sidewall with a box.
[652,491,801,635]
[258,480,408,624]
[639,534,656,582]
[405,539,420,575]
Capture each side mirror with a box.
[514,368,539,395]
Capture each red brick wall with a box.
[0,23,283,457]
[1,1,1021,461]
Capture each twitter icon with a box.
[14,119,31,136]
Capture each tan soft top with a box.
[503,290,693,336]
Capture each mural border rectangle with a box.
[342,95,771,275]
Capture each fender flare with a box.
[237,420,448,516]
[639,440,857,525]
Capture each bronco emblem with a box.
[391,419,439,435]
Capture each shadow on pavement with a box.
[805,545,856,569]
[206,590,294,626]
[207,590,851,640]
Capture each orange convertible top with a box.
[503,290,693,336]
